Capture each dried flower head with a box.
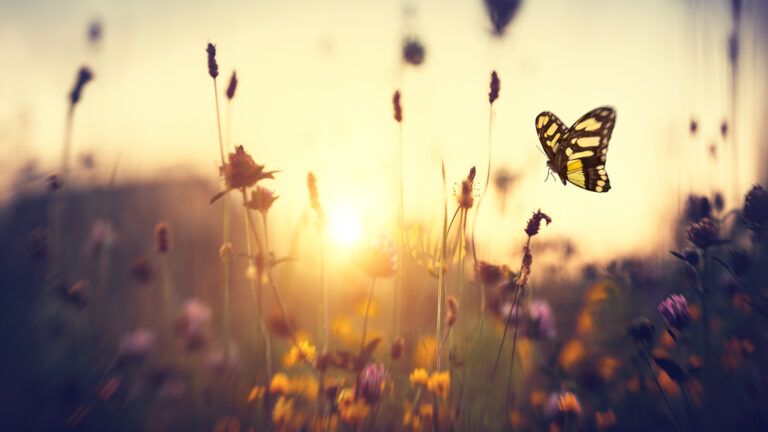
[402,38,426,66]
[223,145,275,190]
[246,186,279,214]
[154,222,172,254]
[627,317,655,348]
[69,66,94,107]
[446,296,459,327]
[489,71,500,104]
[525,209,552,237]
[393,90,403,123]
[742,184,768,232]
[658,294,691,329]
[206,43,219,79]
[390,336,405,360]
[686,217,719,249]
[456,167,478,209]
[357,362,388,404]
[225,70,238,100]
[484,0,522,36]
[307,172,326,229]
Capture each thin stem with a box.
[701,249,711,359]
[470,103,494,266]
[360,277,376,352]
[436,170,449,371]
[213,80,225,166]
[645,353,681,429]
[395,118,404,339]
[320,232,329,351]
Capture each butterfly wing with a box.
[535,111,569,163]
[563,107,615,192]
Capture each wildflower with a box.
[402,38,425,66]
[154,222,172,254]
[246,186,278,214]
[484,0,522,36]
[175,299,211,351]
[393,90,403,122]
[524,300,556,340]
[206,43,219,79]
[658,294,691,329]
[85,219,117,256]
[69,66,94,108]
[357,362,388,404]
[129,255,153,283]
[595,410,617,429]
[409,368,429,387]
[686,217,719,249]
[741,184,768,232]
[627,317,656,348]
[270,373,291,395]
[558,391,583,416]
[338,388,370,426]
[489,70,500,104]
[390,336,405,360]
[558,339,586,372]
[426,371,450,400]
[404,404,434,432]
[272,396,295,428]
[285,339,317,367]
[456,166,477,209]
[225,71,238,100]
[222,145,275,191]
[356,236,397,278]
[446,296,459,327]
[247,385,266,403]
[119,328,155,359]
[525,209,552,236]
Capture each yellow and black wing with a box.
[535,111,569,163]
[563,107,615,192]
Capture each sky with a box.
[0,0,766,263]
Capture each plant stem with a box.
[320,232,329,351]
[395,116,404,339]
[701,249,711,359]
[645,353,682,430]
[436,166,449,371]
[360,277,376,352]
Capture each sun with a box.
[327,204,363,247]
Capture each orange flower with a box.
[427,371,451,400]
[222,145,275,190]
[558,339,586,372]
[595,410,617,429]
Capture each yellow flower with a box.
[413,336,436,368]
[270,373,290,395]
[247,385,265,402]
[289,375,319,401]
[272,396,294,427]
[409,368,429,387]
[285,339,317,367]
[337,388,370,426]
[427,371,450,400]
[595,410,617,429]
[558,391,582,416]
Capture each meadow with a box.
[2,1,768,431]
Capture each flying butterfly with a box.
[535,107,615,193]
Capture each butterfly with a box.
[535,107,615,193]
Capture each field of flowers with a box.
[2,1,768,431]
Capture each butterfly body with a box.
[535,107,615,193]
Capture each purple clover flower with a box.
[658,294,691,329]
[357,362,388,404]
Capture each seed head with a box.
[741,184,768,232]
[393,90,402,123]
[69,66,94,107]
[489,71,500,104]
[686,217,719,249]
[484,0,522,36]
[390,337,405,360]
[226,70,238,100]
[627,317,656,347]
[402,38,426,66]
[154,222,172,254]
[206,43,219,79]
[658,294,691,330]
[525,209,552,237]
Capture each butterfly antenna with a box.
[544,169,551,183]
